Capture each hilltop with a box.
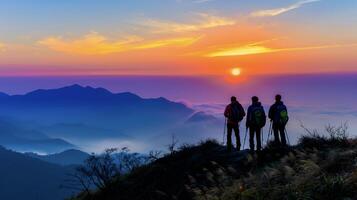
[71,125,357,200]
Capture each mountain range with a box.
[0,118,75,153]
[0,84,209,153]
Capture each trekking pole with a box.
[222,118,227,145]
[285,128,291,146]
[261,128,264,148]
[243,127,248,150]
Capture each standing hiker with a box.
[246,96,266,152]
[268,94,289,146]
[224,96,246,151]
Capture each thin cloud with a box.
[134,37,200,49]
[141,13,235,33]
[0,42,5,52]
[193,0,214,3]
[251,0,320,17]
[205,42,357,57]
[38,32,200,55]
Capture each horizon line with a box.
[0,71,356,78]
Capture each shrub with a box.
[299,123,350,149]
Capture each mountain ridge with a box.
[0,146,74,200]
[0,84,197,153]
[25,148,90,166]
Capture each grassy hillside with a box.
[71,125,357,200]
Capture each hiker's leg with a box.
[233,126,241,150]
[227,124,233,151]
[279,125,287,146]
[256,128,262,151]
[273,123,281,145]
[249,128,255,151]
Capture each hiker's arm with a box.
[268,106,273,120]
[240,104,246,117]
[262,106,267,126]
[246,107,250,127]
[224,106,230,118]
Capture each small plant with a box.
[65,147,150,196]
[299,123,350,149]
[167,134,179,154]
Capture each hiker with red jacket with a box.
[246,96,266,152]
[224,96,246,151]
[269,94,289,146]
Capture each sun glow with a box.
[231,68,241,76]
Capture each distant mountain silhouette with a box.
[185,111,218,123]
[26,149,90,166]
[0,84,194,152]
[0,92,9,98]
[0,118,75,153]
[0,146,74,200]
[39,123,130,141]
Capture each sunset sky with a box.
[0,0,356,76]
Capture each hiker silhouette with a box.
[246,96,266,151]
[268,94,289,146]
[224,96,246,151]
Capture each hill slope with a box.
[73,133,357,200]
[25,149,90,166]
[0,118,75,153]
[0,146,74,200]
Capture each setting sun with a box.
[231,68,241,76]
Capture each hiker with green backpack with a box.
[268,94,289,146]
[246,96,266,152]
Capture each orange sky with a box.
[1,0,357,76]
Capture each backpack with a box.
[276,104,289,125]
[251,106,266,127]
[230,104,240,121]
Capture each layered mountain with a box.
[0,118,75,153]
[26,149,90,166]
[0,146,74,200]
[0,84,193,127]
[0,85,196,153]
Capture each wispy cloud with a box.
[193,0,214,3]
[141,13,235,33]
[205,42,357,57]
[134,37,200,49]
[0,42,5,52]
[38,32,200,55]
[251,0,320,17]
[38,32,141,55]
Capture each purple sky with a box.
[0,74,355,107]
[0,74,356,151]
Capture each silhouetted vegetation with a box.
[66,148,150,197]
[299,123,351,149]
[71,124,357,200]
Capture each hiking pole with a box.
[285,128,291,146]
[243,127,248,150]
[222,118,227,145]
[261,128,264,148]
